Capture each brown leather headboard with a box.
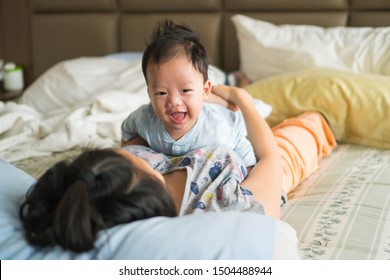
[2,0,390,84]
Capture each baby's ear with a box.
[203,80,212,99]
[146,87,152,98]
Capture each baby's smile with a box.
[169,111,187,124]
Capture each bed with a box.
[1,0,390,260]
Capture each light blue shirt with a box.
[121,103,256,166]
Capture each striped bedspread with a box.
[282,143,390,260]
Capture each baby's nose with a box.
[167,92,183,106]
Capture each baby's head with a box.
[142,20,212,140]
[142,19,209,83]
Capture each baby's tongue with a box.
[171,112,186,121]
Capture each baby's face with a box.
[146,54,211,140]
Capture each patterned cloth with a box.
[121,145,265,216]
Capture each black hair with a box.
[142,19,209,82]
[19,149,176,253]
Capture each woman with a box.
[20,85,335,253]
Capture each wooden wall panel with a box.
[0,0,32,84]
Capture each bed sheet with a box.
[282,143,390,260]
[12,148,83,179]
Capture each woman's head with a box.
[19,149,176,253]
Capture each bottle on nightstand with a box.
[0,62,24,101]
[3,62,24,92]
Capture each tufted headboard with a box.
[3,0,390,84]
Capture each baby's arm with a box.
[121,106,149,147]
[121,135,148,147]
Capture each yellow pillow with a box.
[245,68,390,149]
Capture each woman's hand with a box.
[211,84,253,110]
[206,89,239,111]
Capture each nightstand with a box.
[0,81,23,101]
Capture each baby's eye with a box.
[154,92,167,96]
[180,89,192,94]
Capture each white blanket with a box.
[0,90,150,162]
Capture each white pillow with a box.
[20,57,148,115]
[232,14,390,81]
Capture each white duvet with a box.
[0,58,152,162]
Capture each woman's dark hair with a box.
[19,149,176,253]
[142,19,209,82]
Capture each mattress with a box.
[13,148,84,179]
[282,143,390,260]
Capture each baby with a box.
[121,20,267,167]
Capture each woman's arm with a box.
[212,85,283,218]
